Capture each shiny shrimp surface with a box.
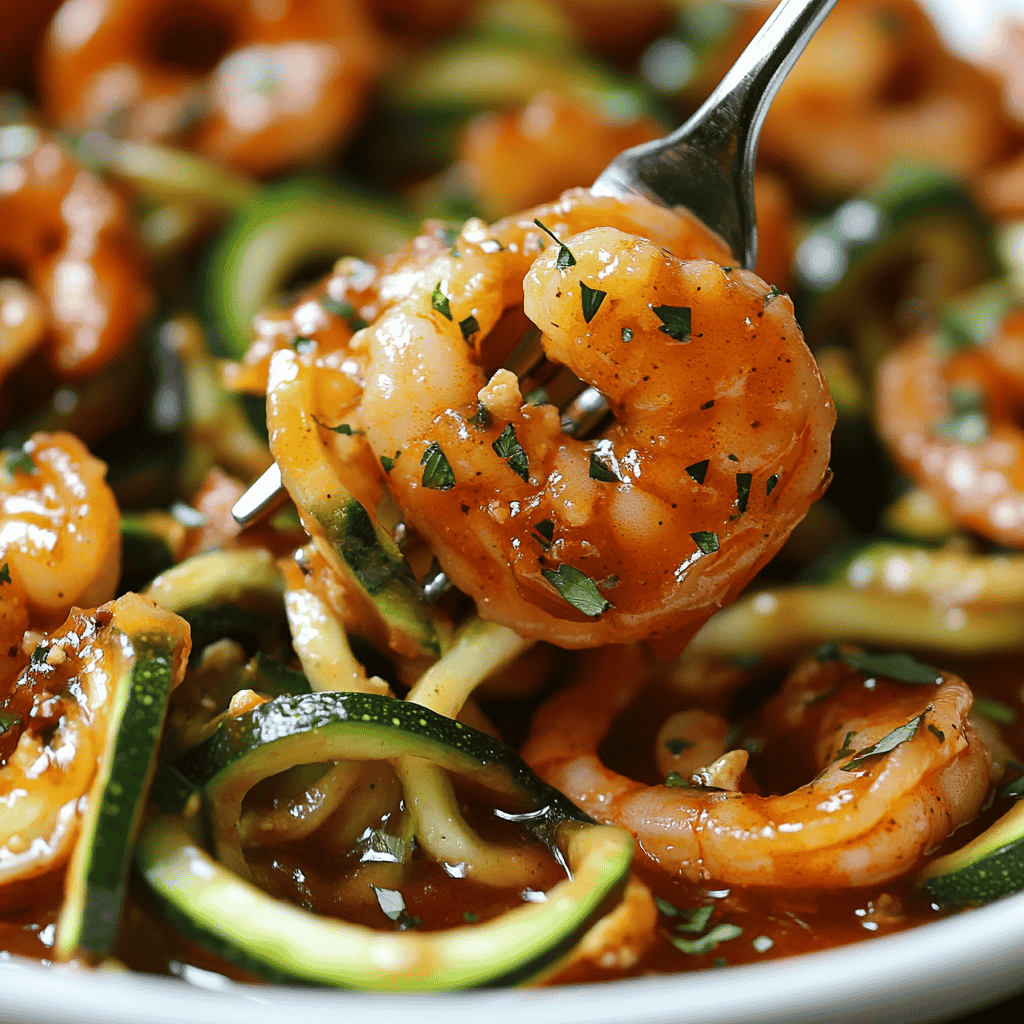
[876,312,1024,548]
[523,646,992,888]
[0,432,120,626]
[358,191,834,654]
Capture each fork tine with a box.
[231,462,286,526]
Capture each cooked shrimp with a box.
[358,190,833,654]
[876,312,1024,548]
[0,594,189,891]
[0,432,120,626]
[523,645,992,887]
[759,0,1012,196]
[0,125,151,377]
[40,0,382,176]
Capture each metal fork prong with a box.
[561,386,610,437]
[231,462,286,526]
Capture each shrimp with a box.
[357,189,833,654]
[759,0,1011,196]
[0,594,189,893]
[39,0,382,176]
[522,645,992,888]
[876,312,1024,548]
[1,432,121,627]
[0,125,151,378]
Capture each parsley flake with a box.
[675,905,715,935]
[701,399,715,410]
[589,453,620,482]
[691,531,720,554]
[665,771,692,788]
[652,304,692,342]
[533,218,576,269]
[492,424,529,481]
[815,644,942,685]
[313,417,360,436]
[431,283,452,320]
[420,443,456,490]
[833,730,858,761]
[766,473,779,495]
[5,450,34,476]
[666,737,695,755]
[686,460,709,485]
[621,327,634,344]
[459,315,480,341]
[841,708,930,771]
[655,897,679,917]
[534,519,554,542]
[669,923,743,956]
[735,472,752,514]
[541,564,611,617]
[319,295,368,330]
[0,711,19,736]
[0,563,8,585]
[381,451,400,473]
[580,282,607,323]
[463,912,479,923]
[765,284,782,302]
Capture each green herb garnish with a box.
[665,771,691,788]
[841,708,930,771]
[669,923,743,956]
[690,531,720,554]
[675,905,715,935]
[580,282,607,323]
[765,284,782,302]
[5,450,34,476]
[492,424,529,481]
[533,219,576,269]
[652,304,691,342]
[927,724,946,742]
[655,896,679,917]
[319,295,368,330]
[589,453,619,482]
[814,643,942,685]
[0,563,9,585]
[0,711,20,735]
[459,315,480,341]
[534,519,554,542]
[686,460,709,485]
[381,451,400,473]
[463,912,479,923]
[833,730,857,760]
[421,443,456,490]
[701,399,715,410]
[766,473,779,495]
[313,417,360,436]
[541,564,611,617]
[431,283,452,320]
[621,327,633,343]
[735,472,752,514]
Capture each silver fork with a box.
[232,0,837,547]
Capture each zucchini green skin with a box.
[141,692,634,989]
[55,599,190,961]
[205,179,412,358]
[917,801,1024,907]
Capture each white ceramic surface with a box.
[3,1,1023,1022]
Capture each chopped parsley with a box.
[0,563,9,585]
[588,453,620,482]
[471,403,492,428]
[833,730,858,760]
[621,327,634,343]
[674,905,716,935]
[669,923,743,956]
[927,724,946,742]
[655,896,679,917]
[652,304,691,342]
[0,711,20,735]
[841,708,930,771]
[313,417,360,436]
[533,218,576,269]
[541,564,611,617]
[459,315,480,341]
[735,472,752,514]
[534,519,554,542]
[5,450,34,476]
[665,737,695,755]
[765,284,782,302]
[690,531,720,554]
[420,443,456,490]
[814,643,942,685]
[463,912,479,923]
[319,295,368,331]
[431,283,452,320]
[380,451,400,473]
[973,698,1018,725]
[766,473,779,495]
[686,460,709,485]
[492,424,529,481]
[665,771,691,788]
[701,399,715,410]
[580,282,607,323]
